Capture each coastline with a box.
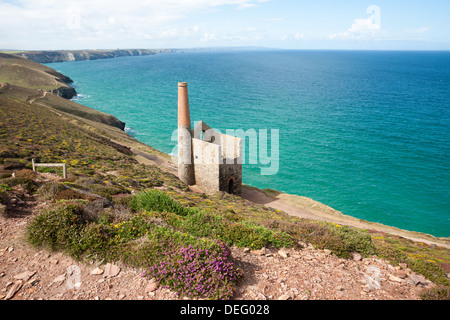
[113,132,450,249]
[2,51,448,301]
[15,47,445,248]
[12,49,173,64]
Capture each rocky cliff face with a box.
[16,49,172,63]
[51,85,77,100]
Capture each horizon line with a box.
[2,46,450,52]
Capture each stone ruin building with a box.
[177,82,242,195]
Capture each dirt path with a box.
[0,190,434,301]
[126,144,450,250]
[27,90,49,105]
[241,186,450,249]
[1,141,442,301]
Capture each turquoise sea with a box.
[49,50,450,237]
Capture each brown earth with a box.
[0,171,437,301]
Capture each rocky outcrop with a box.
[51,86,77,100]
[16,49,173,64]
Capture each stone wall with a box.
[219,161,242,195]
[193,138,220,193]
[191,130,242,195]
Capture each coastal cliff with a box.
[0,52,76,99]
[0,53,448,301]
[0,53,124,130]
[15,49,173,63]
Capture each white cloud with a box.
[0,0,270,49]
[330,5,381,40]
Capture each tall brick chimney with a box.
[177,82,195,185]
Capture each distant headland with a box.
[10,49,174,64]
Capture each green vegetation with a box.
[1,53,448,300]
[24,187,374,299]
[371,231,450,288]
[0,52,74,95]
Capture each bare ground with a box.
[0,175,436,301]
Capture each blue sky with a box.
[0,0,449,50]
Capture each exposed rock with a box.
[91,267,104,275]
[278,249,289,258]
[410,274,429,286]
[396,270,407,279]
[53,86,76,100]
[388,274,404,283]
[103,263,121,278]
[145,278,158,293]
[5,281,22,300]
[251,247,268,256]
[52,274,66,284]
[352,252,362,261]
[14,271,36,282]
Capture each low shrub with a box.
[142,228,243,300]
[38,181,66,200]
[420,286,450,300]
[326,223,376,258]
[410,259,450,287]
[89,184,128,198]
[0,186,9,214]
[112,194,133,206]
[1,176,37,193]
[0,183,11,193]
[130,189,197,216]
[75,222,118,260]
[149,208,295,250]
[108,213,156,242]
[26,202,85,253]
[15,169,38,180]
[54,189,95,201]
[375,239,450,288]
[261,218,376,258]
[26,203,243,299]
[0,173,12,179]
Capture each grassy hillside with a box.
[0,52,125,129]
[0,55,449,300]
[0,53,75,98]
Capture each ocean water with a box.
[49,50,450,237]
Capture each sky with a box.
[0,0,449,50]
